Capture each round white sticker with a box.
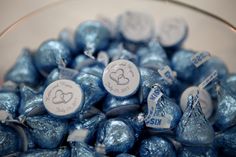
[43,79,84,117]
[102,59,140,97]
[180,86,213,119]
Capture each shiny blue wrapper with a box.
[44,68,60,86]
[71,142,99,157]
[74,73,107,111]
[139,67,169,103]
[116,153,136,157]
[139,136,176,157]
[25,115,68,149]
[0,92,19,117]
[171,49,196,83]
[59,28,77,55]
[19,147,71,157]
[176,95,215,146]
[0,80,19,93]
[214,125,236,156]
[72,54,90,70]
[35,40,71,76]
[0,124,21,156]
[178,146,217,157]
[70,113,106,144]
[103,94,140,116]
[96,118,135,154]
[224,73,236,94]
[5,48,41,86]
[80,61,105,78]
[19,85,45,117]
[75,21,111,57]
[145,87,182,132]
[214,84,236,130]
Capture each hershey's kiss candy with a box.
[117,11,154,43]
[116,153,136,157]
[103,59,140,97]
[35,40,71,76]
[58,28,77,55]
[43,79,84,118]
[158,17,188,49]
[0,92,19,117]
[70,142,98,157]
[180,86,213,119]
[139,136,176,157]
[96,118,135,154]
[25,115,68,149]
[5,48,41,86]
[176,94,215,146]
[178,146,217,157]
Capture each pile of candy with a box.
[0,11,236,157]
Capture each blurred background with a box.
[0,0,235,83]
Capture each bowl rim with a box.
[0,0,235,39]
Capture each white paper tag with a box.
[158,66,175,84]
[191,51,211,67]
[145,114,172,129]
[67,129,88,142]
[59,67,78,80]
[198,70,218,89]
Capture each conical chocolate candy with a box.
[19,147,71,157]
[145,85,182,132]
[139,136,176,157]
[0,92,19,117]
[74,73,106,111]
[214,84,236,130]
[178,146,217,157]
[5,49,40,86]
[96,118,135,154]
[75,21,111,59]
[35,40,71,76]
[176,94,215,146]
[70,142,98,157]
[25,115,68,149]
[223,73,236,94]
[0,124,21,156]
[19,85,45,117]
[58,28,77,55]
[44,68,60,86]
[116,153,136,157]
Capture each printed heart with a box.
[109,68,130,85]
[52,89,73,104]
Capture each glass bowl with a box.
[0,0,235,83]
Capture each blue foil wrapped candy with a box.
[139,136,176,157]
[25,115,68,149]
[145,85,182,132]
[214,84,236,130]
[59,28,77,55]
[19,147,71,157]
[171,49,196,83]
[35,40,71,76]
[103,94,140,116]
[96,118,135,154]
[116,153,136,157]
[0,124,21,156]
[74,72,107,112]
[69,113,106,144]
[223,73,236,94]
[19,85,45,117]
[214,125,236,156]
[70,142,99,157]
[75,21,111,58]
[44,68,60,86]
[176,94,215,146]
[178,146,217,157]
[5,48,41,86]
[0,92,19,117]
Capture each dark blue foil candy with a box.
[5,48,40,86]
[0,92,19,117]
[171,50,196,83]
[96,118,135,154]
[116,153,136,157]
[103,94,140,116]
[214,83,236,130]
[74,73,106,111]
[139,136,176,157]
[19,85,45,117]
[35,40,71,76]
[70,113,106,144]
[224,73,236,94]
[44,68,60,86]
[70,142,98,157]
[178,146,217,157]
[214,125,236,156]
[176,95,214,146]
[0,124,20,156]
[75,21,111,58]
[19,147,71,157]
[80,61,105,78]
[25,115,68,149]
[145,85,182,132]
[59,28,77,55]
